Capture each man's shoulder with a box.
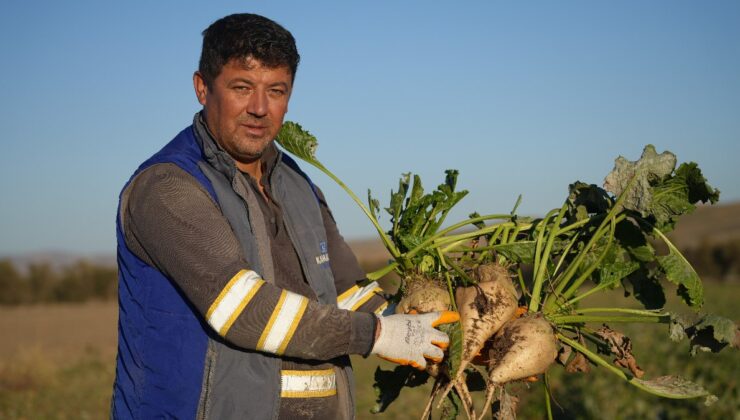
[123,163,204,206]
[119,124,210,200]
[139,125,201,172]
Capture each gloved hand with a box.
[371,311,460,370]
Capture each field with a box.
[1,282,738,419]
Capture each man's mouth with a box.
[242,123,268,137]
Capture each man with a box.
[111,13,458,419]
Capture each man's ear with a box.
[193,72,208,106]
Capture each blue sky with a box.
[1,1,738,255]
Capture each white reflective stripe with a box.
[336,285,359,306]
[281,369,337,398]
[257,290,308,355]
[337,281,382,311]
[207,270,264,336]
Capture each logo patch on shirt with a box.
[316,241,330,265]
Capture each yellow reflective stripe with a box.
[219,280,264,336]
[276,297,308,355]
[336,285,360,303]
[257,290,308,355]
[281,389,337,398]
[257,291,286,351]
[206,270,264,336]
[206,270,246,320]
[337,281,383,311]
[281,368,335,376]
[374,301,389,316]
[350,286,384,311]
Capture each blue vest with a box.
[111,125,350,419]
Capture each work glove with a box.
[371,311,460,370]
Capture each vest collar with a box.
[192,112,283,184]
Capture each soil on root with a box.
[488,324,522,369]
[461,263,516,358]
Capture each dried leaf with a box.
[492,389,519,420]
[595,325,644,378]
[557,344,573,366]
[565,351,592,374]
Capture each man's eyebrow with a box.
[228,77,255,85]
[227,78,290,89]
[269,81,290,89]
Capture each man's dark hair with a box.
[199,13,300,87]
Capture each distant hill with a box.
[666,201,740,249]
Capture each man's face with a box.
[194,58,292,166]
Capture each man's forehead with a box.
[229,56,292,76]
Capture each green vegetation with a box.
[277,122,737,418]
[1,284,736,419]
[0,348,114,420]
[0,260,116,305]
[351,283,740,420]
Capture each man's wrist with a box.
[348,311,377,356]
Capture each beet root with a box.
[437,263,518,413]
[457,263,518,364]
[396,274,451,314]
[487,313,558,384]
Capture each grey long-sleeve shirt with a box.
[120,138,386,418]
[121,161,386,357]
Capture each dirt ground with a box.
[0,301,118,365]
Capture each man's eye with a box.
[269,89,286,97]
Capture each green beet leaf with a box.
[385,173,411,236]
[656,246,703,309]
[624,267,666,310]
[439,386,462,420]
[596,245,640,290]
[669,312,739,355]
[603,145,677,215]
[439,321,463,378]
[614,219,655,263]
[368,190,381,221]
[275,121,319,164]
[494,241,537,264]
[567,181,611,222]
[632,376,716,405]
[649,162,720,232]
[690,314,738,353]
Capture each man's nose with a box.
[246,89,268,117]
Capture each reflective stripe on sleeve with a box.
[257,290,309,355]
[281,369,337,398]
[206,269,265,336]
[374,301,390,315]
[337,281,384,311]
